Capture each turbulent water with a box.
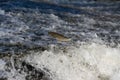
[0,0,120,80]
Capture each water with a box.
[0,0,120,80]
[25,43,120,80]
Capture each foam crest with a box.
[26,43,120,80]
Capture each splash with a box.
[25,43,120,80]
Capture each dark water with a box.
[0,0,120,54]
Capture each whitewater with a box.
[0,0,120,80]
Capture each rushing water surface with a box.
[0,0,120,80]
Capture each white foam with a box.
[0,59,6,70]
[0,9,5,15]
[110,71,120,80]
[0,59,7,78]
[6,57,26,80]
[25,43,120,80]
[7,72,26,80]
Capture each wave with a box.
[3,43,119,80]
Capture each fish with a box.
[48,31,71,42]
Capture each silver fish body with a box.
[48,32,71,42]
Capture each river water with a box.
[0,0,120,80]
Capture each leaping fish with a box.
[48,31,71,42]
